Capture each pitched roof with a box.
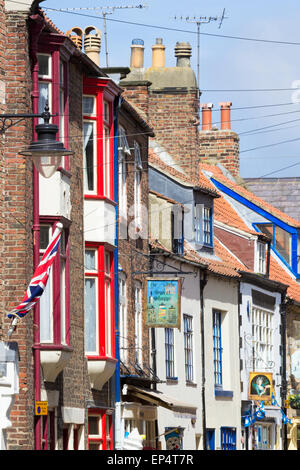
[149,237,243,279]
[199,163,300,229]
[149,148,219,197]
[199,162,300,302]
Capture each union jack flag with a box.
[8,223,63,320]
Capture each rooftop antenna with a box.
[58,4,148,67]
[174,9,228,98]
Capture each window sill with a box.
[166,377,178,384]
[214,388,234,398]
[84,195,117,206]
[186,381,197,387]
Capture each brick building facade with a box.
[0,2,107,450]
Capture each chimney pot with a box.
[175,42,192,67]
[84,26,102,66]
[130,39,145,69]
[152,38,165,68]
[66,27,83,50]
[219,102,232,130]
[201,103,214,131]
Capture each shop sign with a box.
[145,278,181,328]
[248,372,273,401]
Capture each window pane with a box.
[83,96,95,115]
[85,249,96,271]
[256,223,273,239]
[84,278,97,353]
[83,122,95,192]
[40,225,50,250]
[38,82,50,118]
[274,226,291,264]
[38,54,50,76]
[60,258,66,344]
[40,271,52,342]
[88,416,99,435]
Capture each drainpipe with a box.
[113,94,122,450]
[29,14,45,451]
[280,290,288,451]
[200,269,208,450]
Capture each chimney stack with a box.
[219,102,232,130]
[130,39,145,69]
[201,103,213,131]
[175,42,192,67]
[84,26,102,66]
[152,38,165,68]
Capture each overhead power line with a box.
[40,4,300,46]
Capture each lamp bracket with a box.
[0,108,58,134]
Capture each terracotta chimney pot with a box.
[219,102,232,130]
[201,103,214,131]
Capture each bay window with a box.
[83,79,115,201]
[37,50,69,170]
[88,409,113,450]
[84,245,115,358]
[119,273,127,363]
[134,141,142,229]
[39,220,70,346]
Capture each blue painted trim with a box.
[113,97,121,407]
[253,223,300,278]
[211,178,297,234]
[214,389,234,398]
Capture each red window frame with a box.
[37,35,70,172]
[39,216,70,347]
[84,243,115,359]
[87,409,113,450]
[83,78,116,202]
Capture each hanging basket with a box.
[289,394,300,409]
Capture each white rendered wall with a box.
[203,275,241,450]
[155,261,203,450]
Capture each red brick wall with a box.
[214,226,255,270]
[118,106,151,372]
[3,9,35,449]
[199,130,240,177]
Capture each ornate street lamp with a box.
[1,103,73,178]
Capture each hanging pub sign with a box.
[144,278,181,329]
[248,372,273,401]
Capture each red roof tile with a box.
[199,163,300,229]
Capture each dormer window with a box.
[203,207,213,247]
[257,242,266,275]
[255,223,293,270]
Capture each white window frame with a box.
[83,119,97,194]
[251,305,274,370]
[256,241,266,274]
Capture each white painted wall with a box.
[203,275,241,450]
[154,260,202,450]
[239,281,283,449]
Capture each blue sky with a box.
[43,0,300,178]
